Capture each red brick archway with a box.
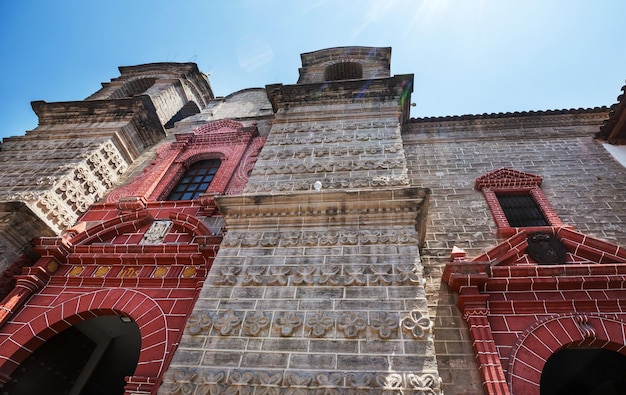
[508,314,626,394]
[0,288,168,383]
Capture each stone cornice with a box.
[31,97,165,152]
[216,187,430,230]
[405,107,607,137]
[409,106,607,124]
[116,62,214,107]
[402,110,607,143]
[32,96,162,126]
[265,74,414,112]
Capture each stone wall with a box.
[159,189,439,394]
[402,109,626,394]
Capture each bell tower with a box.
[0,63,213,291]
[159,47,442,394]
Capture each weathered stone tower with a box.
[0,63,212,292]
[159,46,442,394]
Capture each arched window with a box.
[167,159,221,201]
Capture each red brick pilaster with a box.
[0,261,52,327]
[458,287,510,395]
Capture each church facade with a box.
[0,47,625,394]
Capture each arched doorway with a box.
[1,315,141,395]
[540,348,626,395]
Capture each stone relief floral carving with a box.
[242,311,271,337]
[318,266,340,286]
[274,312,303,337]
[161,370,443,394]
[211,261,424,288]
[305,311,335,338]
[196,370,227,395]
[338,231,359,245]
[186,310,213,335]
[344,266,366,286]
[377,373,403,394]
[401,310,432,339]
[338,312,367,338]
[224,371,254,395]
[214,266,241,285]
[169,368,197,395]
[370,312,399,339]
[242,266,265,286]
[256,371,283,395]
[267,266,290,286]
[212,230,419,249]
[370,265,393,285]
[285,372,313,395]
[396,264,421,285]
[292,266,315,285]
[406,373,443,395]
[348,373,376,394]
[315,372,343,394]
[213,310,242,336]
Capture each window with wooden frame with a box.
[475,168,564,237]
[167,159,221,201]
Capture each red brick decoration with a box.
[0,288,167,378]
[107,119,264,203]
[0,118,261,391]
[476,168,565,237]
[0,195,222,393]
[444,228,626,395]
[508,314,626,394]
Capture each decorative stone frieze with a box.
[184,309,430,342]
[159,368,444,395]
[209,262,423,287]
[337,312,367,338]
[3,140,131,234]
[305,311,335,338]
[224,229,417,247]
[370,312,400,339]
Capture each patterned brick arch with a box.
[0,288,169,380]
[508,314,626,394]
[70,211,152,245]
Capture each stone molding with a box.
[266,74,413,112]
[217,188,428,224]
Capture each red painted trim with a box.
[482,186,564,238]
[0,288,168,381]
[508,314,626,394]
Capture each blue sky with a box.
[1,0,625,140]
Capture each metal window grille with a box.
[496,193,549,227]
[167,159,221,201]
[324,62,363,81]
